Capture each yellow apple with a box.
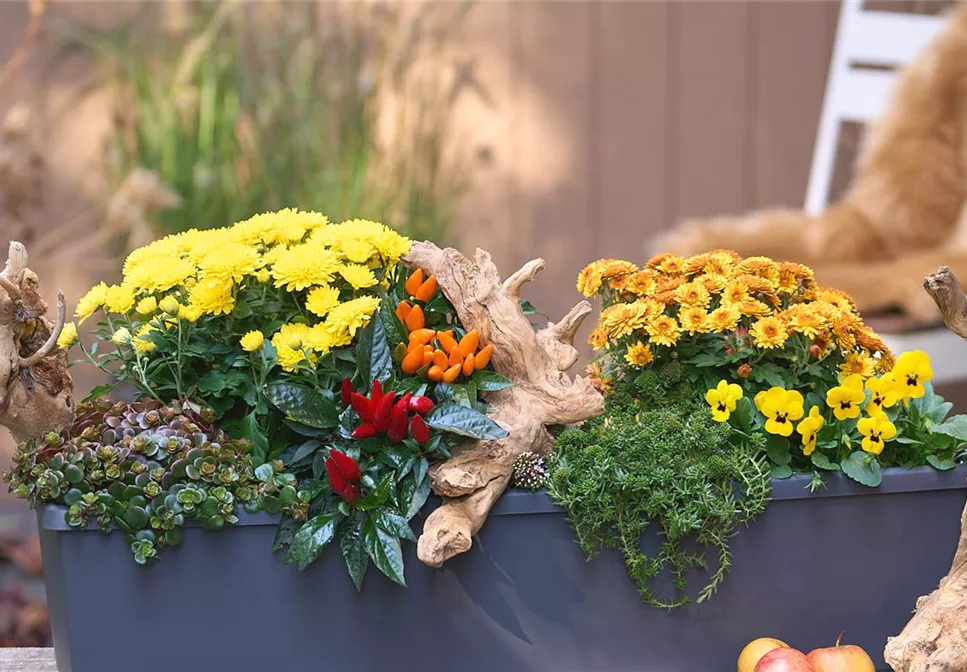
[739,637,790,672]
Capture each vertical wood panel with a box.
[753,2,835,207]
[511,0,594,325]
[670,1,754,220]
[595,1,671,262]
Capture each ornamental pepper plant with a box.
[546,250,967,609]
[8,209,511,588]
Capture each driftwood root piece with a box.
[884,266,967,671]
[404,242,604,567]
[0,241,73,442]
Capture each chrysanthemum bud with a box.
[159,296,181,316]
[112,327,132,346]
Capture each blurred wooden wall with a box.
[452,1,844,342]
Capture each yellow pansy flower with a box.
[826,374,866,420]
[892,349,933,399]
[705,380,743,422]
[796,406,824,456]
[857,413,897,455]
[865,373,900,416]
[758,387,804,436]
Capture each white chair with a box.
[805,0,963,382]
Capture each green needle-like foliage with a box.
[547,366,770,609]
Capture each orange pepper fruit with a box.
[437,330,459,354]
[432,349,449,369]
[443,364,461,384]
[401,348,425,375]
[458,329,480,358]
[448,347,463,367]
[427,365,445,382]
[415,276,438,303]
[395,301,412,323]
[462,353,475,377]
[405,304,425,332]
[474,344,493,370]
[423,345,434,361]
[408,328,436,347]
[407,339,423,353]
[405,269,425,297]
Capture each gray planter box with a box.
[38,466,967,672]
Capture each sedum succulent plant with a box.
[3,398,308,564]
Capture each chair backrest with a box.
[803,0,946,214]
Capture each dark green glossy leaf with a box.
[379,293,407,348]
[403,474,431,519]
[356,474,393,512]
[362,516,406,586]
[272,516,302,552]
[426,402,508,440]
[356,317,394,390]
[265,383,338,429]
[730,397,754,434]
[82,383,119,404]
[339,517,368,591]
[238,412,270,463]
[285,513,338,571]
[470,370,514,392]
[375,509,417,542]
[841,451,882,487]
[290,440,322,464]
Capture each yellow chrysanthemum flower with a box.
[707,305,741,333]
[271,244,342,291]
[705,380,743,422]
[576,262,604,297]
[624,341,654,368]
[683,253,711,276]
[737,256,780,284]
[135,296,157,315]
[188,277,235,316]
[178,304,203,323]
[104,285,136,314]
[840,350,876,379]
[338,264,378,290]
[645,315,681,347]
[132,323,158,355]
[857,413,897,455]
[336,238,377,264]
[722,280,749,305]
[892,349,933,399]
[758,387,804,436]
[647,253,685,276]
[599,302,653,340]
[75,282,109,321]
[254,268,271,283]
[240,331,264,352]
[588,326,610,351]
[736,298,772,318]
[305,285,341,318]
[198,243,262,283]
[57,322,78,349]
[271,323,317,371]
[826,375,866,420]
[678,306,709,335]
[796,406,824,456]
[674,281,711,309]
[787,307,825,339]
[124,257,196,295]
[159,296,182,316]
[750,315,788,349]
[625,270,658,297]
[322,295,381,347]
[700,273,729,293]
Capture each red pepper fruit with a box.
[351,423,377,439]
[350,393,375,422]
[342,484,360,503]
[410,414,431,445]
[371,379,384,408]
[387,403,410,443]
[372,391,397,434]
[325,456,348,496]
[328,449,362,481]
[341,378,353,408]
[408,395,434,416]
[395,393,413,416]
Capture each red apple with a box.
[738,637,789,672]
[754,647,815,672]
[806,632,875,672]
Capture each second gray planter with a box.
[38,466,967,672]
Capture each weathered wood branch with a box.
[404,242,604,567]
[0,241,73,442]
[884,266,967,671]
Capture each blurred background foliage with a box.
[54,0,471,254]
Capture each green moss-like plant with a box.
[546,365,770,609]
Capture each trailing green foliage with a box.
[546,365,770,609]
